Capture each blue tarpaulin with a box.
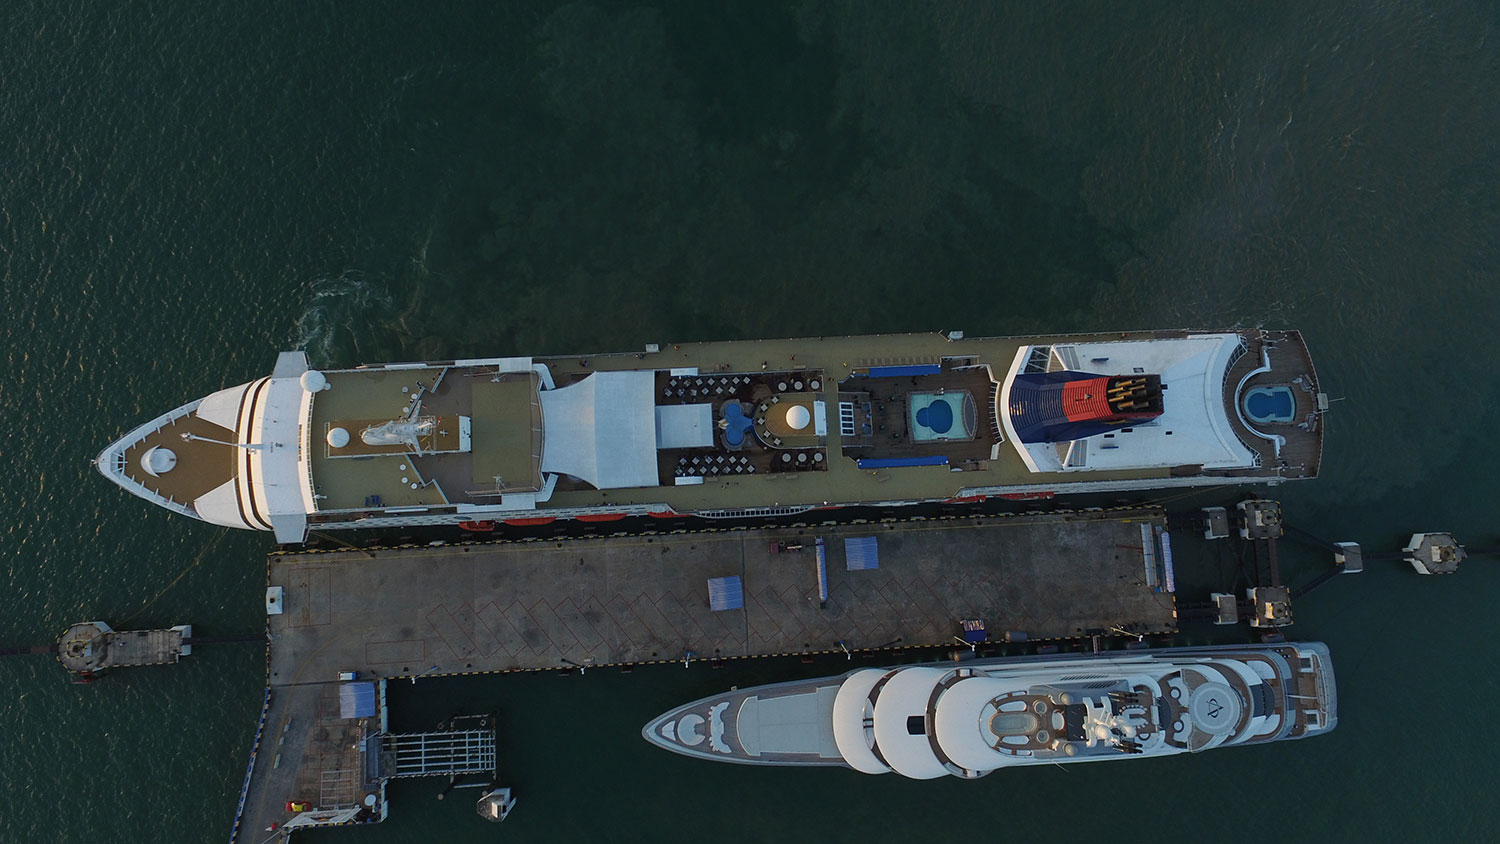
[707,575,744,611]
[855,456,949,469]
[815,538,829,603]
[867,364,942,377]
[844,536,880,571]
[339,682,376,719]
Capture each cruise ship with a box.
[642,643,1337,777]
[95,329,1323,542]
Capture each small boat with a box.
[458,520,496,532]
[475,786,516,822]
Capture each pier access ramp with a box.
[380,729,496,779]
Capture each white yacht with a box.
[642,643,1336,777]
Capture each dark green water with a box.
[2,2,1498,841]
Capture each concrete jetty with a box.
[235,507,1175,841]
[269,508,1175,679]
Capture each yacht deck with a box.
[1212,332,1323,480]
[118,413,236,507]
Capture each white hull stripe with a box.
[235,378,273,530]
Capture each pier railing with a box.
[228,687,272,844]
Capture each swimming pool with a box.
[908,391,976,441]
[1243,386,1295,424]
[722,401,754,447]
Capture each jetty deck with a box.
[270,509,1174,679]
[237,508,1174,841]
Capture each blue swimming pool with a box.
[908,391,976,442]
[1244,386,1295,424]
[722,401,754,447]
[916,400,953,434]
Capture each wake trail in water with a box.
[292,271,396,367]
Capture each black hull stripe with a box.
[238,378,273,530]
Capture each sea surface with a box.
[2,2,1498,841]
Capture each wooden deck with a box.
[310,368,544,510]
[1212,330,1323,480]
[653,370,833,484]
[464,374,542,493]
[119,412,236,506]
[838,363,1000,468]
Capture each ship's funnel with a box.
[1008,371,1163,443]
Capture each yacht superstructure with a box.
[96,329,1323,542]
[642,643,1336,776]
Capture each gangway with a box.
[382,727,496,779]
